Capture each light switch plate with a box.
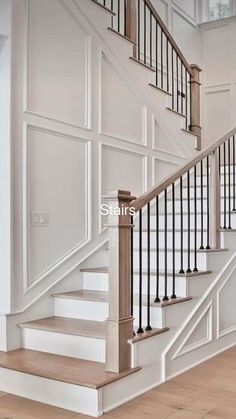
[31,212,49,227]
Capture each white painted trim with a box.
[216,263,236,338]
[172,300,213,359]
[22,123,92,293]
[102,379,163,414]
[165,340,236,382]
[24,0,91,130]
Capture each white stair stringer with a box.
[162,230,236,381]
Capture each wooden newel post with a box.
[209,151,221,249]
[190,64,202,151]
[104,190,135,373]
[125,0,137,57]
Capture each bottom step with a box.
[0,348,140,416]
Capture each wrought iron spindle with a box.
[161,29,163,89]
[193,165,198,271]
[185,68,188,129]
[181,63,183,114]
[176,55,179,112]
[117,0,120,33]
[155,22,158,86]
[200,160,204,249]
[163,189,169,300]
[223,142,227,229]
[138,209,144,333]
[131,215,134,317]
[155,196,160,302]
[233,135,236,211]
[146,203,152,330]
[179,176,184,273]
[172,47,174,109]
[186,171,192,273]
[172,183,177,298]
[144,2,147,64]
[228,138,232,228]
[138,0,140,61]
[206,156,210,249]
[150,12,152,68]
[166,38,169,92]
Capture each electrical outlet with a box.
[31,212,49,227]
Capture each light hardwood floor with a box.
[1,346,236,418]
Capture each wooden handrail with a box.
[131,126,236,212]
[143,0,194,77]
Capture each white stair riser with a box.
[133,250,207,270]
[54,298,108,321]
[132,274,187,297]
[0,368,101,417]
[82,272,187,297]
[133,230,207,249]
[83,272,108,291]
[22,328,105,363]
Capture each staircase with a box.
[1,0,236,417]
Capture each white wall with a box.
[3,0,198,314]
[0,0,12,313]
[153,0,201,65]
[200,16,236,146]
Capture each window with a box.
[208,0,230,20]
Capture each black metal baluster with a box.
[185,68,188,129]
[124,0,126,36]
[163,189,169,300]
[155,22,158,86]
[172,47,174,109]
[219,145,223,228]
[172,183,177,298]
[111,0,114,27]
[193,165,198,271]
[161,29,163,89]
[137,209,144,333]
[187,171,192,273]
[144,2,146,64]
[150,12,152,68]
[223,142,227,229]
[200,160,204,249]
[228,138,232,229]
[146,203,152,330]
[189,75,192,130]
[179,176,185,273]
[117,0,120,33]
[154,196,160,302]
[176,54,179,112]
[206,156,210,249]
[166,39,169,92]
[181,63,183,114]
[138,0,140,61]
[233,135,236,211]
[131,215,134,318]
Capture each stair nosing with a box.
[19,317,106,339]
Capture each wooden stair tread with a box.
[80,267,212,277]
[19,317,106,339]
[80,267,109,273]
[52,290,108,302]
[0,348,140,389]
[52,291,196,306]
[153,296,192,307]
[129,327,169,343]
[133,247,228,253]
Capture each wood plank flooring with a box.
[1,346,236,418]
